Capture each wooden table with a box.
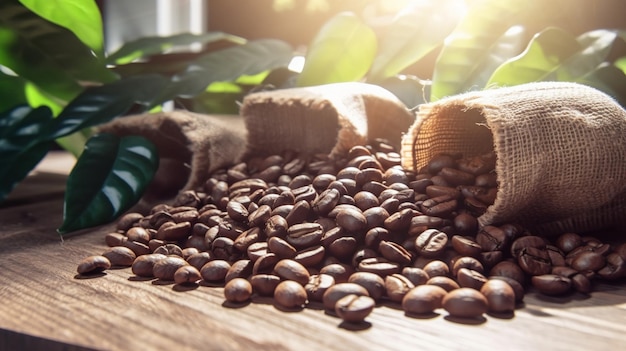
[1,152,625,351]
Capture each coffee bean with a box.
[174,265,202,285]
[531,274,572,295]
[320,263,354,284]
[597,253,626,280]
[153,256,188,281]
[102,246,136,267]
[322,283,369,311]
[347,272,385,301]
[116,212,144,232]
[439,167,475,186]
[427,154,456,174]
[480,279,515,313]
[126,226,151,244]
[518,247,552,276]
[286,222,323,249]
[105,232,127,247]
[400,267,429,286]
[419,195,457,218]
[354,191,380,211]
[385,274,415,302]
[249,274,281,296]
[304,274,335,301]
[426,276,460,292]
[402,285,447,315]
[131,253,166,277]
[186,252,213,270]
[489,260,525,284]
[422,260,450,278]
[77,255,111,275]
[476,226,509,252]
[555,232,583,254]
[265,215,289,238]
[510,236,546,258]
[452,256,484,276]
[153,243,184,257]
[571,251,606,272]
[156,221,191,241]
[378,240,412,265]
[415,229,448,258]
[456,268,487,290]
[122,240,151,256]
[294,245,326,267]
[488,276,525,302]
[442,288,488,318]
[224,278,253,303]
[274,280,308,308]
[358,257,401,276]
[571,273,592,294]
[383,208,415,231]
[335,294,375,323]
[225,259,253,282]
[451,235,482,257]
[335,205,368,232]
[273,259,310,285]
[200,260,231,282]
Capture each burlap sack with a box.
[401,82,626,235]
[99,111,247,202]
[241,82,415,158]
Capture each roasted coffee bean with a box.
[265,215,289,238]
[225,259,253,282]
[383,208,414,231]
[488,276,525,302]
[292,185,317,204]
[451,256,484,276]
[415,229,448,258]
[77,255,111,275]
[233,227,262,252]
[335,205,368,232]
[457,268,487,290]
[274,259,310,285]
[555,232,583,254]
[511,236,546,258]
[379,240,412,265]
[286,222,323,248]
[153,243,184,257]
[268,236,297,258]
[489,260,526,284]
[427,154,456,174]
[531,274,572,295]
[200,259,231,282]
[451,235,482,257]
[116,212,144,232]
[363,207,390,229]
[131,253,166,277]
[347,272,385,301]
[248,274,280,296]
[126,227,151,244]
[354,191,380,211]
[439,167,475,186]
[322,283,369,311]
[571,273,592,294]
[426,276,460,292]
[335,294,375,323]
[598,253,626,280]
[213,237,237,260]
[174,265,202,285]
[422,260,450,278]
[224,278,253,303]
[122,239,151,256]
[274,280,308,308]
[480,250,504,270]
[181,247,200,260]
[480,279,515,313]
[320,263,354,284]
[474,173,497,187]
[294,245,326,267]
[186,252,213,270]
[102,246,136,267]
[452,213,478,236]
[518,247,552,276]
[457,154,493,175]
[401,267,429,286]
[153,256,188,281]
[305,274,336,302]
[289,175,312,190]
[226,201,249,223]
[419,195,457,218]
[156,221,191,241]
[546,245,566,267]
[385,274,415,302]
[402,285,447,315]
[358,257,401,276]
[442,288,488,318]
[571,251,606,272]
[476,226,509,252]
[105,232,127,247]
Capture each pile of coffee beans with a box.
[77,139,626,324]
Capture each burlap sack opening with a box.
[401,82,626,235]
[99,111,247,203]
[241,82,415,158]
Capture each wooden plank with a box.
[1,155,625,351]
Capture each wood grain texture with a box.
[1,155,625,351]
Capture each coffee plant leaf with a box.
[0,1,116,102]
[59,133,158,234]
[0,105,54,201]
[0,71,27,112]
[430,0,528,100]
[19,0,105,57]
[296,12,377,86]
[368,0,463,83]
[376,75,431,109]
[575,63,626,108]
[106,32,246,65]
[486,27,581,87]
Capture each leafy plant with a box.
[1,0,625,234]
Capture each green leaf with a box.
[430,0,529,100]
[297,12,377,86]
[376,75,430,109]
[59,133,159,233]
[0,0,116,101]
[0,70,27,112]
[487,27,581,87]
[19,0,105,57]
[24,82,64,116]
[0,105,54,201]
[576,63,626,108]
[616,56,626,74]
[106,32,246,65]
[368,0,463,82]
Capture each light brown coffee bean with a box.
[224,278,253,303]
[442,288,488,318]
[480,279,515,313]
[153,256,188,281]
[402,285,448,315]
[415,229,448,258]
[335,294,375,323]
[250,274,281,296]
[531,274,572,295]
[77,255,111,275]
[274,280,308,308]
[273,259,310,285]
[174,265,201,285]
[200,260,231,282]
[385,274,415,302]
[102,246,136,267]
[131,253,166,277]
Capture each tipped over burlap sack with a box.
[401,82,626,235]
[241,82,415,158]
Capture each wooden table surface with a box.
[1,152,625,351]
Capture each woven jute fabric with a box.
[241,82,415,158]
[401,82,626,235]
[99,111,247,202]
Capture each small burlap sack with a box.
[241,82,415,158]
[401,82,626,235]
[99,111,247,202]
